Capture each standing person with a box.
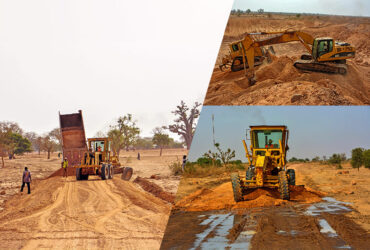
[20,167,31,194]
[182,155,187,172]
[137,152,141,160]
[62,157,68,178]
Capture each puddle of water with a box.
[277,229,300,236]
[192,213,252,250]
[319,219,338,237]
[306,197,352,216]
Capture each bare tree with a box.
[203,143,236,166]
[166,101,201,149]
[0,132,7,167]
[0,121,23,135]
[49,128,62,151]
[42,132,58,159]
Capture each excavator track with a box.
[293,60,347,75]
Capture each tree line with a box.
[289,147,370,170]
[0,101,201,165]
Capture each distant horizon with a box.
[232,0,370,17]
[188,106,370,162]
[230,9,370,18]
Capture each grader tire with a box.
[109,165,114,179]
[287,169,296,186]
[121,167,133,181]
[107,165,112,179]
[231,173,243,202]
[278,171,290,200]
[101,164,108,180]
[76,168,81,181]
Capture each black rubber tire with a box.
[231,173,243,202]
[121,167,133,181]
[246,167,254,180]
[101,164,108,180]
[107,165,111,179]
[287,169,296,186]
[278,171,290,200]
[83,174,89,180]
[76,168,81,181]
[110,165,114,179]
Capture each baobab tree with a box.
[166,101,201,149]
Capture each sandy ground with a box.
[291,161,370,231]
[161,162,370,249]
[204,14,370,105]
[0,148,187,249]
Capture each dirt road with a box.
[161,162,370,249]
[0,176,170,249]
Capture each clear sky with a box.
[232,0,370,17]
[0,0,233,138]
[188,106,370,162]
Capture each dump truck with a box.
[219,30,355,84]
[231,125,295,201]
[59,110,87,166]
[59,110,133,181]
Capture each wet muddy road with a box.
[161,197,370,250]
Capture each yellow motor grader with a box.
[77,137,133,181]
[59,110,133,181]
[231,125,295,201]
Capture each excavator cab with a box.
[313,38,334,60]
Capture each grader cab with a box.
[231,125,295,201]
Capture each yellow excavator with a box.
[219,30,356,84]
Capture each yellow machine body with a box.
[79,137,120,175]
[220,30,355,78]
[241,125,289,189]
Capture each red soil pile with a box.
[174,182,323,212]
[133,176,175,204]
[48,167,76,177]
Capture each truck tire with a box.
[101,164,108,180]
[278,171,290,200]
[76,168,81,180]
[82,174,89,180]
[121,167,133,181]
[231,173,243,202]
[287,169,295,186]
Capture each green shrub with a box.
[169,162,183,176]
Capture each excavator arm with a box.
[235,31,315,82]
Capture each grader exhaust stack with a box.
[231,125,295,201]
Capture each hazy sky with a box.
[188,106,370,162]
[233,0,370,16]
[0,0,233,138]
